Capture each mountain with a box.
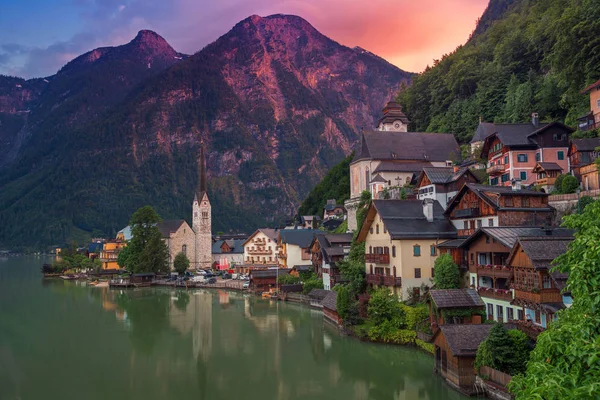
[398,0,600,143]
[0,14,411,249]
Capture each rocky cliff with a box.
[0,14,411,248]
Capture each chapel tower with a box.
[193,144,212,269]
[376,101,409,132]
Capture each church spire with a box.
[196,143,207,201]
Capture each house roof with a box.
[430,289,485,309]
[250,269,290,279]
[436,238,467,249]
[533,162,562,172]
[157,220,186,238]
[418,166,478,186]
[438,324,493,357]
[212,239,245,254]
[370,173,388,184]
[460,227,574,249]
[313,233,352,263]
[243,228,280,246]
[308,289,329,300]
[373,161,433,173]
[353,131,459,163]
[322,291,338,311]
[117,225,132,241]
[481,122,574,156]
[581,78,600,94]
[292,265,313,271]
[571,138,600,152]
[377,101,410,126]
[357,200,457,241]
[279,229,324,248]
[508,236,573,270]
[322,219,343,231]
[470,122,496,144]
[445,183,550,216]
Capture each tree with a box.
[560,175,580,194]
[125,206,169,273]
[117,245,133,270]
[368,288,405,327]
[509,200,600,398]
[475,323,528,375]
[277,274,300,285]
[302,274,324,294]
[173,252,190,275]
[433,253,460,289]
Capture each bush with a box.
[401,304,429,330]
[277,274,300,285]
[416,339,435,354]
[302,273,324,294]
[578,196,595,212]
[560,175,580,194]
[475,323,529,376]
[368,288,406,328]
[173,252,190,275]
[433,253,460,289]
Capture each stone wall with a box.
[166,222,196,270]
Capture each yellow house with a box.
[242,228,280,267]
[99,240,127,270]
[357,199,457,300]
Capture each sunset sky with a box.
[0,0,489,78]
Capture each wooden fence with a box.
[549,188,600,202]
[480,366,512,388]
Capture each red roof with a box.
[581,79,600,94]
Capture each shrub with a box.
[560,174,580,194]
[416,339,435,354]
[173,252,190,275]
[277,274,300,285]
[401,304,429,330]
[368,288,406,327]
[433,253,460,289]
[302,273,324,294]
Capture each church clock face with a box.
[394,122,400,129]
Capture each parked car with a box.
[242,281,250,289]
[222,273,232,280]
[197,270,207,276]
[207,277,217,284]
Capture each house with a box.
[481,114,574,186]
[323,199,346,220]
[531,162,563,192]
[345,101,460,230]
[158,220,196,270]
[249,268,289,292]
[130,272,155,285]
[310,233,352,290]
[458,226,573,323]
[415,167,480,209]
[322,291,342,326]
[278,229,323,269]
[211,239,245,270]
[569,138,600,189]
[507,236,573,332]
[444,183,552,237]
[299,216,321,229]
[357,199,457,300]
[322,219,344,231]
[433,324,493,394]
[243,229,280,267]
[469,119,496,155]
[577,79,600,131]
[87,242,103,260]
[116,226,132,241]
[307,289,329,308]
[429,289,486,330]
[99,240,126,270]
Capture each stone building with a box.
[193,145,212,269]
[158,219,196,270]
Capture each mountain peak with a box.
[130,30,173,52]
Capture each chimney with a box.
[511,179,522,191]
[423,199,434,223]
[453,166,460,173]
[531,112,539,127]
[479,116,483,123]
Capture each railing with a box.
[454,208,480,218]
[486,164,506,175]
[513,288,563,303]
[476,264,512,279]
[365,253,390,264]
[478,287,513,301]
[479,366,512,388]
[536,177,557,186]
[247,249,273,255]
[277,252,286,258]
[382,275,402,287]
[366,274,384,285]
[457,228,475,237]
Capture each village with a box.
[41,80,600,399]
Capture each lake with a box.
[0,256,468,400]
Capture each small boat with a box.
[60,275,77,280]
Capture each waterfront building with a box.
[322,291,342,326]
[243,229,280,267]
[192,145,212,269]
[211,239,245,270]
[278,229,323,269]
[249,268,289,292]
[158,219,196,270]
[356,199,457,300]
[415,167,479,209]
[428,289,486,331]
[310,233,352,290]
[344,101,460,230]
[99,239,126,270]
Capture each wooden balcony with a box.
[476,265,513,279]
[454,208,480,218]
[512,319,545,340]
[478,287,513,302]
[458,228,475,237]
[247,249,273,255]
[514,288,562,304]
[366,274,384,285]
[382,275,402,287]
[486,164,506,175]
[536,177,557,186]
[365,253,390,264]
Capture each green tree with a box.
[117,245,133,270]
[560,174,580,194]
[509,200,600,398]
[302,274,324,294]
[368,288,405,328]
[476,323,529,375]
[277,274,300,285]
[173,252,190,275]
[433,253,460,289]
[126,206,169,273]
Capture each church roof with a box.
[195,144,208,201]
[377,101,410,126]
[352,131,459,164]
[157,220,186,238]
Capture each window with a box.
[523,197,530,207]
[376,224,379,234]
[430,245,436,256]
[490,177,498,185]
[553,133,558,140]
[488,219,494,227]
[558,151,564,160]
[413,245,421,256]
[182,244,187,255]
[369,246,372,253]
[597,99,600,108]
[508,308,514,321]
[517,154,528,163]
[431,268,435,278]
[501,173,510,183]
[505,197,513,207]
[504,155,509,165]
[561,134,567,141]
[520,171,527,181]
[370,227,373,234]
[487,303,494,319]
[463,221,469,229]
[383,225,387,234]
[392,246,396,257]
[477,220,482,228]
[202,211,208,218]
[518,309,524,320]
[485,235,490,244]
[497,305,504,322]
[471,276,475,286]
[535,152,540,162]
[414,268,421,278]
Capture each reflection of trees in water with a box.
[116,289,171,354]
[173,291,190,312]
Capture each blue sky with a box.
[0,0,488,78]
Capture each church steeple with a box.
[192,142,211,269]
[195,144,208,201]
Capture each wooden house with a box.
[569,138,600,181]
[429,289,485,331]
[130,273,155,285]
[507,236,573,331]
[415,167,479,209]
[577,79,600,131]
[309,233,352,290]
[307,289,329,308]
[433,324,493,394]
[322,291,342,326]
[249,269,289,292]
[532,162,563,192]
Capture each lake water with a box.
[0,256,468,400]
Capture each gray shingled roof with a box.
[250,269,290,279]
[377,101,410,126]
[370,173,388,184]
[571,138,600,152]
[279,229,324,248]
[430,289,485,309]
[308,289,329,300]
[374,161,433,173]
[439,324,493,356]
[157,220,185,238]
[470,122,496,143]
[371,200,457,240]
[460,227,574,249]
[353,131,459,163]
[436,238,468,248]
[515,236,573,270]
[322,291,338,311]
[212,239,245,254]
[422,167,474,184]
[314,233,352,263]
[534,162,562,172]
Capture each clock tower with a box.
[193,144,212,269]
[376,101,409,132]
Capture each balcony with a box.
[512,319,545,340]
[454,208,480,218]
[277,252,286,259]
[513,287,563,303]
[247,249,273,255]
[365,253,390,264]
[486,164,506,175]
[536,177,557,186]
[382,275,402,287]
[478,287,513,302]
[366,274,384,285]
[458,228,475,237]
[476,264,513,279]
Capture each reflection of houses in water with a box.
[100,288,127,322]
[217,290,230,307]
[169,290,213,361]
[243,297,295,337]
